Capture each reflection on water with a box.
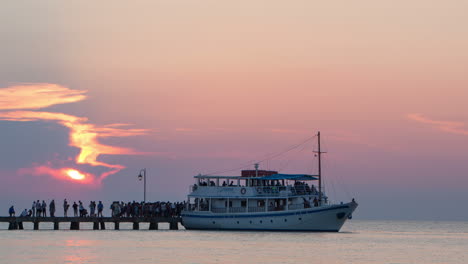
[63,240,97,264]
[0,220,467,264]
[64,254,91,264]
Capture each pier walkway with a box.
[0,216,181,230]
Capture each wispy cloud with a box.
[0,84,148,185]
[0,83,86,110]
[407,113,468,136]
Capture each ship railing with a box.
[229,207,247,213]
[248,207,265,213]
[253,186,316,197]
[199,205,209,211]
[288,204,304,210]
[267,205,286,212]
[211,208,227,213]
[289,186,315,196]
[255,186,287,196]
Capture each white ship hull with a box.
[182,202,357,232]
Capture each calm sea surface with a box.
[0,220,466,264]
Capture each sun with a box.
[66,169,86,180]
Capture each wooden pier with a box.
[0,216,181,230]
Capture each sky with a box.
[0,1,467,220]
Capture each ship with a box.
[181,132,358,231]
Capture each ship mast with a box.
[316,131,323,205]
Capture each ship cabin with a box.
[186,170,325,214]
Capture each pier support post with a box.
[93,222,99,230]
[8,221,18,230]
[18,222,24,230]
[33,221,39,230]
[100,221,106,230]
[54,222,59,230]
[70,222,80,230]
[114,222,119,230]
[149,222,158,230]
[169,221,178,230]
[133,222,139,230]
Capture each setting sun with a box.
[66,169,86,181]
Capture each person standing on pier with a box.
[78,201,84,217]
[41,200,47,217]
[72,202,78,217]
[8,206,15,217]
[63,199,69,217]
[36,200,41,217]
[89,201,95,217]
[49,200,56,217]
[97,201,103,217]
[32,201,36,217]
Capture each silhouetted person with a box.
[41,200,47,217]
[8,206,15,217]
[32,201,36,217]
[97,201,103,217]
[20,209,28,217]
[36,200,41,217]
[72,202,78,217]
[79,201,84,217]
[63,199,69,217]
[49,200,56,217]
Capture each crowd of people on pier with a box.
[8,200,185,218]
[110,201,185,218]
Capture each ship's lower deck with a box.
[181,202,357,231]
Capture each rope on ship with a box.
[203,134,317,176]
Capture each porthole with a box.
[270,220,273,223]
[249,221,252,224]
[299,218,302,221]
[237,221,240,224]
[284,219,287,222]
[260,220,263,223]
[212,221,216,224]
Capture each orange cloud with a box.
[407,113,468,136]
[18,166,95,185]
[0,83,86,110]
[0,84,148,185]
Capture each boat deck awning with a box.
[255,174,318,181]
[194,173,318,180]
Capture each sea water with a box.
[0,220,466,264]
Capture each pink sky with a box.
[0,1,467,220]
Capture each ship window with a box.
[260,220,263,223]
[299,218,302,221]
[249,221,252,224]
[237,221,239,224]
[284,219,287,222]
[212,221,216,224]
[241,201,247,207]
[270,220,273,223]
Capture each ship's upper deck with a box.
[189,173,319,198]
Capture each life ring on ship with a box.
[240,188,247,195]
[256,187,262,194]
